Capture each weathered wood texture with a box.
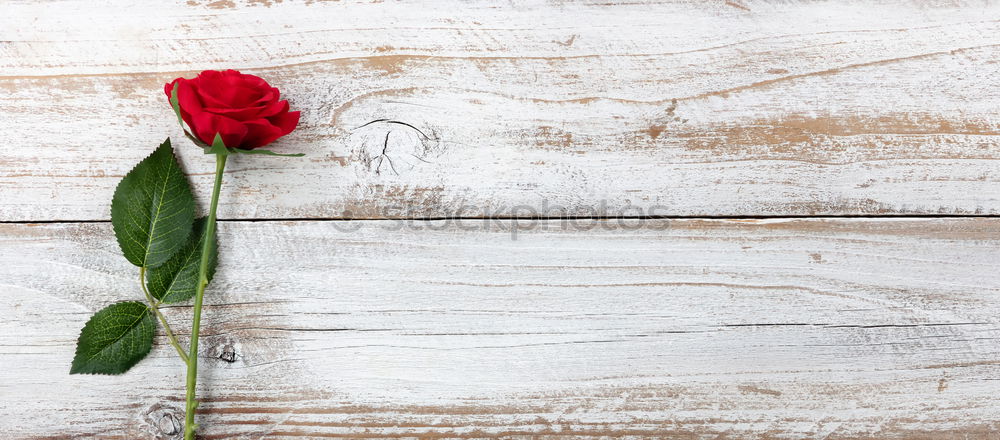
[4,1,1000,439]
[3,1,1000,220]
[2,219,999,439]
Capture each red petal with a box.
[189,71,225,108]
[200,98,285,121]
[190,112,248,148]
[258,100,289,118]
[248,88,279,107]
[202,104,267,121]
[241,110,299,149]
[198,70,268,107]
[163,80,178,98]
[175,81,204,114]
[241,119,285,149]
[270,110,300,135]
[172,80,206,132]
[237,72,270,90]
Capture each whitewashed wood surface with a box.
[2,219,999,439]
[2,0,1000,439]
[3,0,1000,219]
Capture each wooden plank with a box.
[2,218,998,438]
[3,1,1000,220]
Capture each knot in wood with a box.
[219,343,237,363]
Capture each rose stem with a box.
[184,153,227,440]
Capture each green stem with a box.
[140,267,189,364]
[184,153,227,440]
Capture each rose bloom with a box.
[165,70,300,150]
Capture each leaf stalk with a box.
[140,267,189,364]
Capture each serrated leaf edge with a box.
[110,139,195,268]
[148,217,217,304]
[69,302,156,375]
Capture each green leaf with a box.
[229,147,304,157]
[170,85,213,150]
[203,133,304,157]
[111,139,195,268]
[147,217,217,304]
[204,133,230,156]
[170,86,210,149]
[169,83,183,126]
[184,131,209,149]
[70,302,156,375]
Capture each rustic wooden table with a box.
[2,1,999,438]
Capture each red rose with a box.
[165,70,300,150]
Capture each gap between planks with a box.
[3,214,1000,225]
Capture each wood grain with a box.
[3,1,1000,220]
[4,1,1000,438]
[2,219,998,438]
